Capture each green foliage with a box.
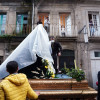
[45,70,54,78]
[42,59,49,67]
[0,33,27,38]
[67,68,85,82]
[61,67,69,74]
[0,34,12,38]
[61,67,85,82]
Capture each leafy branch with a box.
[61,67,85,82]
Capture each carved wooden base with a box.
[0,79,97,100]
[28,79,97,100]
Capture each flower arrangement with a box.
[42,59,55,79]
[61,67,85,82]
[68,68,85,82]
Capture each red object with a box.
[96,81,98,86]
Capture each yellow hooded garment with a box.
[0,73,38,100]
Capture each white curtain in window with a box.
[65,14,71,36]
[16,15,22,33]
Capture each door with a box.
[90,50,100,89]
[59,49,75,70]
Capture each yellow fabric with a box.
[0,73,38,100]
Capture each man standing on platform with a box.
[50,36,62,74]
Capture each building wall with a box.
[34,0,100,36]
[0,2,32,34]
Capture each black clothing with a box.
[51,42,62,73]
[51,42,62,56]
[37,21,42,25]
[51,42,62,55]
[18,55,46,79]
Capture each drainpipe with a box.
[32,0,34,30]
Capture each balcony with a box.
[0,24,32,42]
[0,24,31,35]
[88,25,100,43]
[89,25,100,37]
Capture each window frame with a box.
[0,13,7,35]
[16,12,28,34]
[88,11,100,37]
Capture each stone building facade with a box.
[0,0,100,88]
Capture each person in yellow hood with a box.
[0,61,39,100]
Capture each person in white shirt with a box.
[44,17,50,34]
[89,19,94,36]
[61,25,65,37]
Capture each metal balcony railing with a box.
[58,24,77,37]
[3,23,100,38]
[78,25,100,37]
[0,24,6,35]
[89,25,100,37]
[0,24,31,36]
[16,24,31,35]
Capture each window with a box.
[38,13,49,26]
[38,13,50,34]
[88,12,100,36]
[59,13,71,36]
[94,52,100,57]
[0,14,6,35]
[16,13,28,34]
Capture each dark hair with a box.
[6,61,18,74]
[37,19,42,25]
[50,36,55,40]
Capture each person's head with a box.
[61,25,64,28]
[90,19,92,22]
[6,61,18,74]
[39,19,41,22]
[46,17,49,20]
[37,19,42,25]
[50,36,55,42]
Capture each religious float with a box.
[0,25,97,100]
[27,59,97,100]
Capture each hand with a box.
[36,91,40,96]
[58,52,61,56]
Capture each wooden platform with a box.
[29,79,97,100]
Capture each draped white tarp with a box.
[0,24,55,79]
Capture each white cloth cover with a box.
[0,24,55,79]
